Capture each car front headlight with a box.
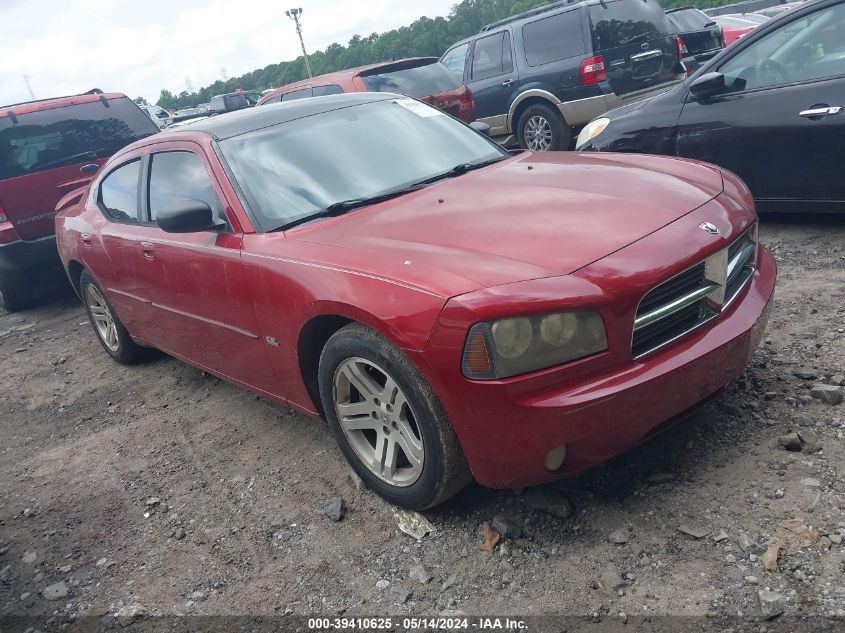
[461,311,608,380]
[576,117,610,149]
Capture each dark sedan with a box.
[666,7,725,73]
[578,0,845,213]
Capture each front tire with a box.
[318,323,471,510]
[0,270,34,312]
[79,269,144,364]
[517,103,570,152]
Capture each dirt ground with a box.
[1,215,844,631]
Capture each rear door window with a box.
[360,62,461,97]
[0,97,157,180]
[441,43,470,78]
[471,31,511,80]
[523,11,586,66]
[312,85,344,96]
[147,151,227,228]
[99,159,141,223]
[281,88,314,101]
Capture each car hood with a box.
[292,152,724,295]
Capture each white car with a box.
[138,104,174,129]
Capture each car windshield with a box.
[359,62,461,98]
[219,98,507,231]
[667,9,714,31]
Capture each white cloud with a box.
[0,0,456,105]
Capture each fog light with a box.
[544,444,567,471]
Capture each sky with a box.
[0,0,457,106]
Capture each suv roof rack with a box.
[481,0,589,31]
[1,88,108,111]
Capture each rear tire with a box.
[517,102,570,152]
[79,269,145,364]
[0,270,34,312]
[318,323,472,510]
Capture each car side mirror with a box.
[689,72,727,99]
[156,199,225,233]
[469,121,491,137]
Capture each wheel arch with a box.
[67,260,86,297]
[508,90,565,133]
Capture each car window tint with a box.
[99,160,141,223]
[148,151,227,227]
[281,88,314,101]
[590,0,672,51]
[0,98,157,180]
[312,85,344,96]
[523,11,585,66]
[360,63,461,97]
[719,3,845,92]
[441,43,470,78]
[472,32,509,80]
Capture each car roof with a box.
[1,91,128,119]
[260,57,439,102]
[165,92,397,140]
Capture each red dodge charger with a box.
[55,93,776,509]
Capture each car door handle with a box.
[799,106,842,118]
[501,79,514,87]
[140,241,156,260]
[81,233,93,248]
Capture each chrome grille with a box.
[632,225,758,359]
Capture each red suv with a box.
[0,91,158,311]
[258,58,476,123]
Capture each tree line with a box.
[149,0,727,110]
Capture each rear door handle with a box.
[799,106,842,118]
[140,241,156,260]
[81,233,93,248]
[501,79,514,87]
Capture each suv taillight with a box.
[676,36,688,59]
[0,203,6,223]
[459,86,476,124]
[580,56,607,86]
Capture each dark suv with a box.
[666,7,725,74]
[440,0,684,151]
[0,91,158,311]
[209,91,261,114]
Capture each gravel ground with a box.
[0,215,843,631]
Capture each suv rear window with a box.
[523,10,586,66]
[666,8,713,31]
[0,97,156,180]
[360,62,461,98]
[590,0,673,50]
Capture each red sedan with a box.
[55,93,776,509]
[712,14,761,45]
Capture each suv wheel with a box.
[517,103,570,152]
[0,270,34,312]
[318,323,472,509]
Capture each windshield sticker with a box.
[394,99,445,118]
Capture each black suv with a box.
[666,7,724,74]
[440,0,684,151]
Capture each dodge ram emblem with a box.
[699,222,719,235]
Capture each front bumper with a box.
[0,227,60,272]
[417,244,776,489]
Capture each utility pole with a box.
[285,8,313,78]
[22,75,35,100]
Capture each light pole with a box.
[285,8,313,78]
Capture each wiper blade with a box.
[620,32,651,46]
[271,183,428,232]
[417,157,507,185]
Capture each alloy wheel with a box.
[332,357,424,487]
[85,284,119,352]
[524,115,554,151]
